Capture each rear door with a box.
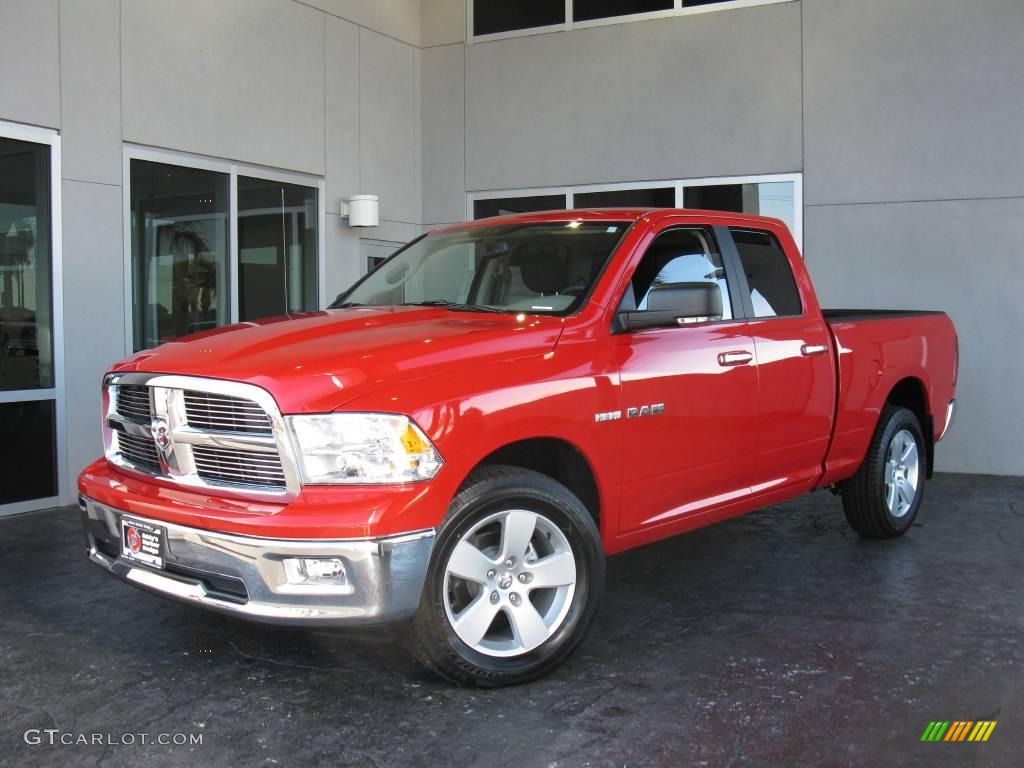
[612,224,758,533]
[724,228,834,492]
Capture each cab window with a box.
[730,228,802,317]
[622,228,732,320]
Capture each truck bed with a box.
[820,309,958,486]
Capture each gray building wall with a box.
[420,0,1024,475]
[0,0,424,505]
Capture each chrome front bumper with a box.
[79,496,434,627]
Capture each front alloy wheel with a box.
[410,465,604,687]
[443,509,577,657]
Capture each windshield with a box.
[335,221,630,315]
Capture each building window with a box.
[574,0,673,22]
[130,160,230,351]
[574,187,675,209]
[238,176,318,321]
[685,180,796,238]
[128,154,321,351]
[469,174,802,248]
[472,0,564,37]
[471,0,796,40]
[473,194,567,220]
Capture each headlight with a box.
[287,413,443,484]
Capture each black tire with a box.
[409,465,605,687]
[840,405,927,538]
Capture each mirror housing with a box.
[614,282,723,332]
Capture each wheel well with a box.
[886,377,934,477]
[474,438,600,527]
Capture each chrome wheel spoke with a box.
[902,441,918,466]
[526,551,576,588]
[447,540,495,584]
[506,601,550,651]
[453,595,500,647]
[897,479,915,509]
[499,510,537,562]
[885,481,897,512]
[884,428,920,518]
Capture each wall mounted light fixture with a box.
[341,195,379,227]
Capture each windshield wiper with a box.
[402,300,506,314]
[331,300,365,309]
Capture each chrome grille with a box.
[193,445,287,489]
[184,390,273,434]
[103,374,299,501]
[116,431,161,472]
[116,385,152,422]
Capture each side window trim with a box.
[718,226,805,320]
[712,225,752,321]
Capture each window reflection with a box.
[0,138,53,390]
[130,160,229,351]
[237,176,318,321]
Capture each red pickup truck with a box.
[79,209,958,686]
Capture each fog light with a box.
[283,557,348,586]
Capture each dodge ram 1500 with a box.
[79,209,958,686]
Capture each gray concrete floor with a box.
[1,473,1021,767]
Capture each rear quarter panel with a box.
[820,312,957,485]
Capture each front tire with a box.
[840,405,927,538]
[410,465,605,687]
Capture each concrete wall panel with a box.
[422,43,465,224]
[122,0,325,174]
[465,4,802,191]
[804,0,1024,205]
[0,0,60,128]
[805,197,1024,474]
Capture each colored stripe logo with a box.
[921,721,997,742]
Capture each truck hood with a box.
[112,307,565,413]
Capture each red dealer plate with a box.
[121,518,165,569]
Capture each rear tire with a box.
[409,465,604,687]
[840,405,927,539]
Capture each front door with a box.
[0,126,63,515]
[613,226,758,533]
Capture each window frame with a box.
[122,145,326,355]
[0,118,67,515]
[468,172,803,250]
[468,0,798,43]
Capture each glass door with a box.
[0,126,63,515]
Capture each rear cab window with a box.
[730,229,802,318]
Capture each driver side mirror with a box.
[614,282,723,332]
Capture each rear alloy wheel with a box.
[841,405,927,538]
[410,465,604,687]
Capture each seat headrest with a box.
[512,243,569,294]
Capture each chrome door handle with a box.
[718,350,753,367]
[801,344,828,357]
